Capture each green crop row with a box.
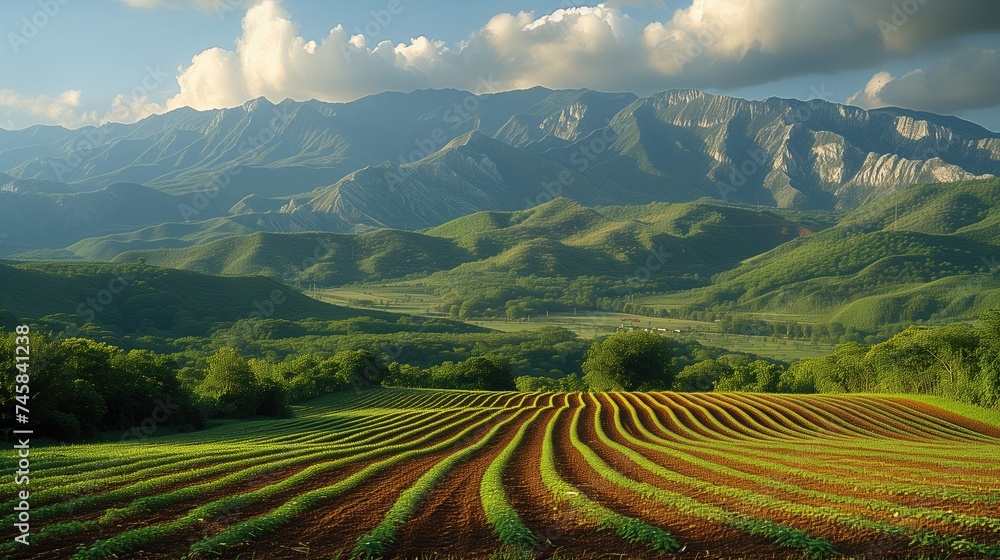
[618,393,1000,507]
[352,408,532,558]
[608,393,1000,535]
[480,408,548,552]
[6,408,470,531]
[542,403,680,555]
[183,409,517,559]
[0,407,486,558]
[643,392,1000,467]
[598,394,1000,557]
[569,394,837,559]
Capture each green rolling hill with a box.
[0,260,414,339]
[110,197,818,287]
[109,229,473,286]
[31,179,1000,337]
[642,178,1000,330]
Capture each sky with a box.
[1,0,999,131]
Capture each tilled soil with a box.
[12,391,999,560]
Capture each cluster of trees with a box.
[188,347,389,418]
[384,356,514,391]
[674,355,783,393]
[0,331,395,441]
[0,334,203,440]
[513,311,1000,411]
[517,332,727,393]
[782,313,1000,408]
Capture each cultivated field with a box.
[4,389,1000,559]
[313,287,836,361]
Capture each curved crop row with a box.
[568,395,837,558]
[541,403,680,554]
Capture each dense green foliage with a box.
[781,311,1000,408]
[105,197,814,320]
[4,305,999,445]
[30,180,1000,352]
[5,180,1000,446]
[0,332,203,440]
[111,229,474,287]
[384,355,515,391]
[582,331,675,391]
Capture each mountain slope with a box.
[0,261,395,337]
[305,131,609,229]
[111,230,473,286]
[541,90,997,210]
[110,197,817,289]
[1,88,997,255]
[0,183,196,252]
[653,178,1000,328]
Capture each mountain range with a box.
[1,87,998,255]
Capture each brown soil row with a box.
[12,391,998,560]
[810,395,982,442]
[618,393,1000,517]
[669,393,787,440]
[502,394,668,559]
[654,392,909,442]
[607,393,1000,544]
[743,393,877,438]
[584,393,954,559]
[682,393,815,440]
[883,397,1000,439]
[383,407,537,558]
[696,395,1000,474]
[14,410,508,560]
[137,409,523,559]
[563,393,800,559]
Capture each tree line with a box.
[3,308,997,442]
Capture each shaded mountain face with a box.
[0,183,193,252]
[0,88,997,253]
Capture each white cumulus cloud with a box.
[848,48,1000,113]
[164,0,1000,112]
[0,90,166,129]
[0,90,97,129]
